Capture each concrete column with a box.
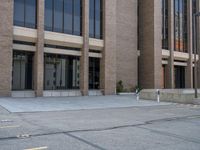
[165,0,175,89]
[34,0,44,97]
[185,0,193,88]
[100,0,117,95]
[115,0,138,90]
[80,0,89,95]
[0,0,13,96]
[139,0,162,89]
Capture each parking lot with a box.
[0,95,200,150]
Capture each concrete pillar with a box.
[100,0,117,95]
[185,0,193,88]
[34,0,44,97]
[139,0,162,89]
[0,0,13,96]
[165,0,175,89]
[80,0,89,95]
[115,0,138,90]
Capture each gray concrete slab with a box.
[71,126,200,150]
[0,95,171,113]
[0,105,9,114]
[0,102,200,150]
[0,134,97,150]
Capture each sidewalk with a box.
[193,98,200,105]
[0,95,172,113]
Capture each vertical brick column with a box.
[100,0,117,95]
[34,0,44,96]
[165,0,175,89]
[0,0,13,96]
[115,0,138,90]
[185,0,193,88]
[139,0,162,89]
[80,0,89,96]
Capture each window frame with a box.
[14,0,37,29]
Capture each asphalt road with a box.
[0,100,200,150]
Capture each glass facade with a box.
[44,54,80,90]
[193,0,197,18]
[45,0,82,36]
[12,51,33,90]
[14,0,37,28]
[89,0,103,39]
[162,0,168,49]
[174,0,187,52]
[89,57,100,89]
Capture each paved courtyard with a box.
[0,95,200,150]
[0,95,171,112]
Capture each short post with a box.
[156,89,160,103]
[136,89,139,101]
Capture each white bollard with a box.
[136,89,139,101]
[157,89,160,103]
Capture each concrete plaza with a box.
[0,95,200,150]
[0,95,171,113]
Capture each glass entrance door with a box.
[44,54,80,90]
[89,57,100,89]
[174,66,185,88]
[12,51,33,90]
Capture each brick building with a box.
[0,0,199,97]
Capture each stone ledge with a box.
[192,99,200,105]
[140,89,200,104]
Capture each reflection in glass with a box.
[45,0,82,36]
[12,51,33,90]
[162,0,168,49]
[54,0,63,32]
[89,0,103,39]
[45,0,53,31]
[74,0,82,35]
[174,0,187,52]
[44,54,80,90]
[14,0,25,26]
[64,0,73,34]
[25,0,37,28]
[14,0,37,28]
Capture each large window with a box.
[162,0,168,49]
[89,57,100,89]
[45,0,82,36]
[89,0,103,39]
[12,51,33,90]
[174,0,187,52]
[14,0,37,28]
[44,54,80,90]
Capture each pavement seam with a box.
[137,126,200,144]
[65,133,107,150]
[4,104,174,114]
[0,115,200,142]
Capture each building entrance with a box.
[44,54,80,90]
[174,66,185,88]
[12,51,33,90]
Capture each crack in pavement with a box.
[65,133,107,150]
[0,115,200,145]
[137,126,200,144]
